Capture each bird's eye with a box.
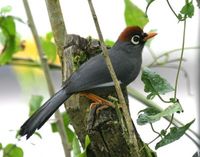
[131,35,140,45]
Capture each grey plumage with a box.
[19,26,150,139]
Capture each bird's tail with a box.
[19,87,71,139]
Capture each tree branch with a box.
[87,0,142,156]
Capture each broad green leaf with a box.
[72,136,81,157]
[66,127,75,144]
[77,135,91,157]
[3,144,23,157]
[0,16,17,64]
[1,16,16,36]
[155,119,195,149]
[84,135,91,149]
[0,6,12,14]
[137,102,183,125]
[29,95,43,116]
[46,32,53,41]
[40,37,57,62]
[180,1,194,18]
[0,143,2,150]
[78,151,87,157]
[51,122,58,133]
[124,0,149,28]
[105,39,114,47]
[141,67,174,99]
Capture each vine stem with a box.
[166,0,182,20]
[87,0,140,156]
[174,19,187,99]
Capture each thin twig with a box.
[165,114,174,131]
[87,0,140,156]
[147,46,200,67]
[166,0,182,20]
[23,1,71,157]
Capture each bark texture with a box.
[62,34,156,157]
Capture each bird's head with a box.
[118,26,157,46]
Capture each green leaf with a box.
[0,15,21,65]
[3,144,23,157]
[137,102,183,125]
[84,135,91,149]
[105,39,114,47]
[66,127,75,144]
[77,135,91,157]
[29,95,43,116]
[155,119,195,149]
[0,143,3,150]
[0,6,12,14]
[141,67,174,99]
[72,136,81,157]
[40,34,57,62]
[78,152,87,157]
[124,0,149,28]
[46,32,53,41]
[180,1,194,18]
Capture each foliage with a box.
[139,68,194,149]
[155,119,195,149]
[3,144,23,157]
[29,95,43,116]
[141,67,174,100]
[124,0,149,28]
[0,6,22,65]
[40,32,57,63]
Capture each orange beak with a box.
[143,32,157,41]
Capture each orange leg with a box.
[80,92,115,110]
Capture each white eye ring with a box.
[131,35,140,45]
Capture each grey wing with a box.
[66,54,114,93]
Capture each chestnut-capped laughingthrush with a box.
[19,26,157,139]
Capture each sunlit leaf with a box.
[73,136,81,157]
[124,0,149,28]
[84,135,91,149]
[29,95,43,116]
[66,127,75,144]
[3,144,23,157]
[40,37,57,62]
[155,119,195,149]
[0,15,21,64]
[141,67,174,99]
[105,39,114,47]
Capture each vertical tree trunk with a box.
[62,34,156,157]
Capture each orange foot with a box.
[80,92,115,113]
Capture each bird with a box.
[19,26,157,139]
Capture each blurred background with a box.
[0,0,199,157]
